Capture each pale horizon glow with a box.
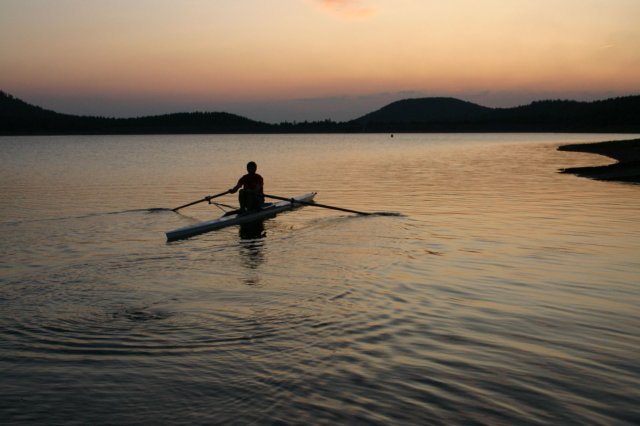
[1,0,639,122]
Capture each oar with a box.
[263,193,371,216]
[172,190,230,212]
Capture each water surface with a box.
[1,134,639,424]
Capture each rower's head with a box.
[246,161,257,174]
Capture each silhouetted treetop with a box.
[1,90,639,134]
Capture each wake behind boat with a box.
[166,192,316,241]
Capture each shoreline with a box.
[558,138,640,183]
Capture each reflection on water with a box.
[239,219,267,241]
[1,133,639,424]
[239,220,266,283]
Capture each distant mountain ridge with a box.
[353,96,640,132]
[0,91,271,134]
[1,90,639,134]
[355,97,492,125]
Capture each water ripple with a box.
[2,134,640,424]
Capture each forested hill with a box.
[0,91,272,134]
[355,97,492,125]
[2,90,639,134]
[353,96,640,132]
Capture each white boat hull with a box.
[166,192,316,241]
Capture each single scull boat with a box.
[166,192,316,241]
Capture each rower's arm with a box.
[229,176,243,193]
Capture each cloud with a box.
[318,0,377,18]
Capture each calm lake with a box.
[1,133,639,425]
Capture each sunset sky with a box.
[1,0,639,122]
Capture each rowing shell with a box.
[166,192,316,241]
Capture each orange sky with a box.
[1,0,639,122]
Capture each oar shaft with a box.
[263,194,371,215]
[172,190,230,212]
[172,197,208,212]
[307,201,371,215]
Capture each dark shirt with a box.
[236,173,263,193]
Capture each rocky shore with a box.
[558,138,640,182]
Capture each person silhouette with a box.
[229,161,264,212]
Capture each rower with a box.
[229,161,264,213]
